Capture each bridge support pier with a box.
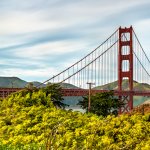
[118,26,133,113]
[119,94,133,114]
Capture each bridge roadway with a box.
[0,88,23,98]
[62,89,150,96]
[0,88,150,98]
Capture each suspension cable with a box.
[37,28,119,87]
[133,29,150,64]
[60,36,121,83]
[122,33,150,77]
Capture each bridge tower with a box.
[118,26,133,113]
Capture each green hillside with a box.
[0,77,79,89]
[0,77,27,88]
[31,81,46,87]
[0,77,149,107]
[0,77,149,92]
[60,83,79,89]
[0,77,46,88]
[94,80,150,91]
[93,80,150,107]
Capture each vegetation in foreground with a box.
[0,86,150,149]
[78,91,123,116]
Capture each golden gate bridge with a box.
[0,26,150,113]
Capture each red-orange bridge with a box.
[0,88,149,97]
[1,26,150,113]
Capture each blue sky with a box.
[0,0,150,82]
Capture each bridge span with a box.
[0,26,150,113]
[0,88,149,98]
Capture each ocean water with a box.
[133,96,149,106]
[65,106,86,113]
[63,96,149,113]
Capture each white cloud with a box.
[133,19,150,57]
[0,0,150,82]
[0,0,149,36]
[13,40,89,60]
[0,67,59,82]
[0,12,66,35]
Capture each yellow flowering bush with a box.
[0,89,149,149]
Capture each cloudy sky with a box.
[0,0,150,82]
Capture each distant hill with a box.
[31,81,46,88]
[0,77,45,88]
[94,80,150,91]
[0,77,27,88]
[60,83,79,89]
[0,77,149,91]
[0,77,80,89]
[93,80,150,107]
[0,77,149,107]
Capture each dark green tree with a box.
[78,91,123,116]
[43,83,68,109]
[25,82,36,90]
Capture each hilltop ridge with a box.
[94,80,150,91]
[0,77,149,92]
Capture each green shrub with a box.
[0,89,149,149]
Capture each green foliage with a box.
[0,89,149,149]
[25,82,35,90]
[43,83,68,108]
[78,91,123,116]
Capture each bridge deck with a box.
[0,88,149,98]
[62,89,150,96]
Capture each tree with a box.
[25,82,35,90]
[43,83,68,109]
[24,82,68,109]
[78,91,123,116]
